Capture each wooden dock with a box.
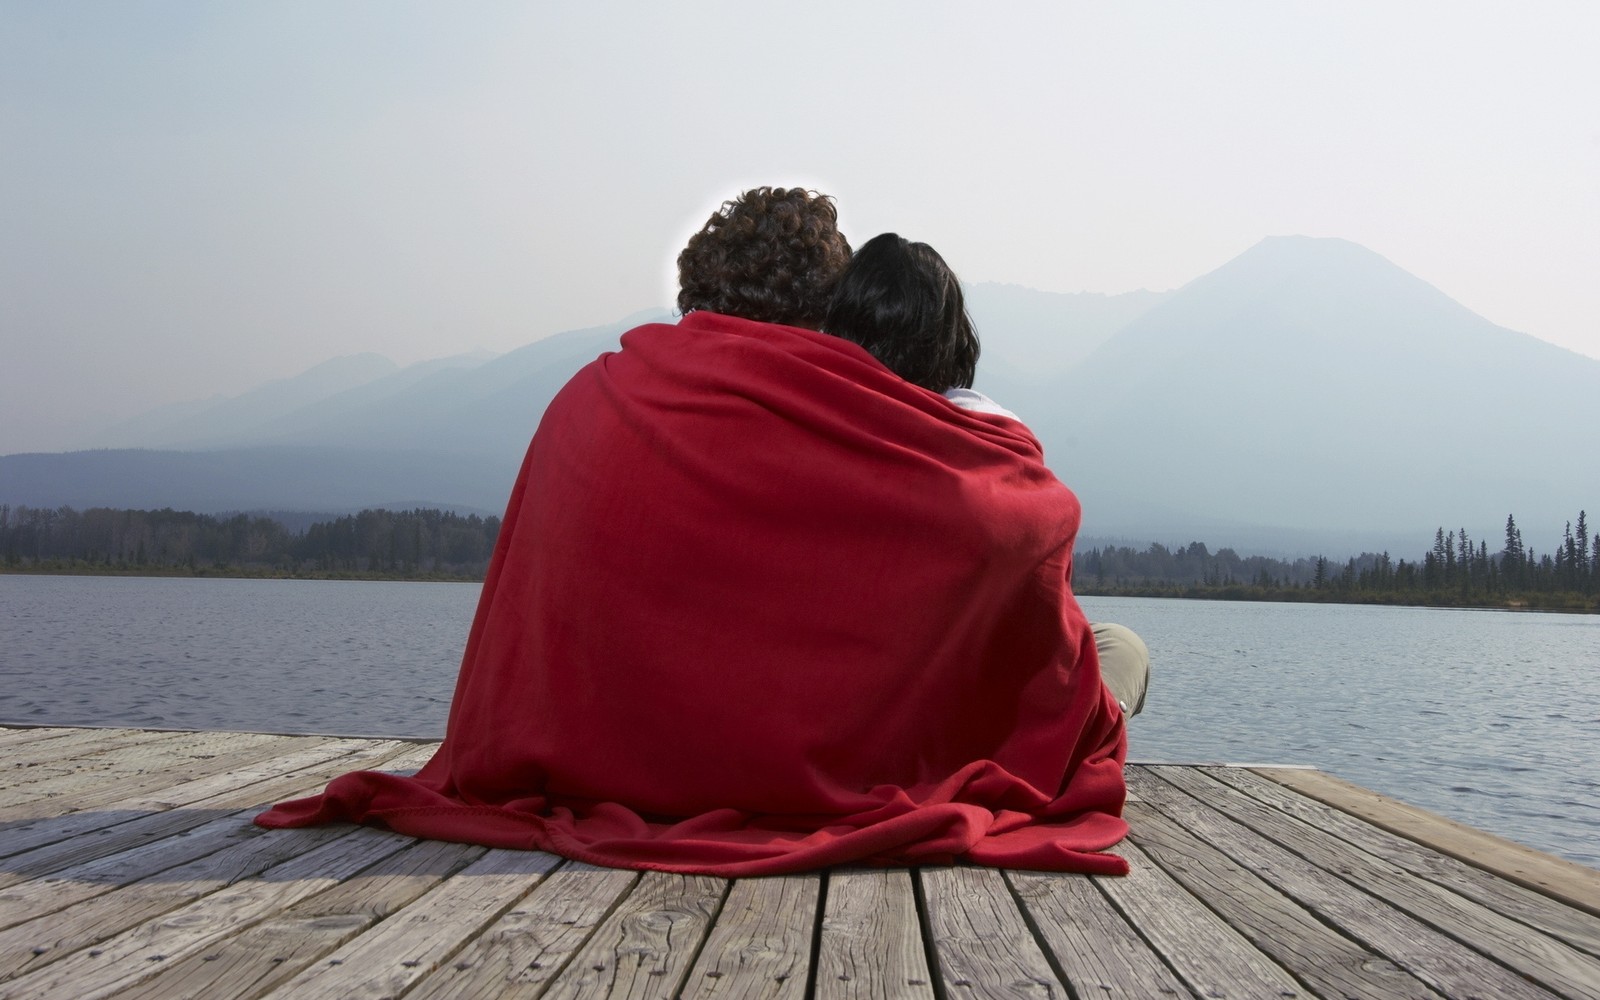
[1,726,1597,999]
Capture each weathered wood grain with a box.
[0,825,415,1000]
[0,739,421,884]
[111,837,486,1000]
[114,737,425,813]
[813,868,934,1000]
[6,733,1598,1000]
[0,730,193,803]
[1098,837,1307,998]
[0,820,355,980]
[407,860,640,1000]
[1005,867,1194,998]
[1215,765,1600,959]
[255,848,559,1000]
[1255,765,1600,918]
[1123,802,1435,998]
[0,728,84,750]
[0,731,347,818]
[1158,765,1600,1000]
[0,730,284,813]
[1,729,173,767]
[918,865,1062,999]
[536,870,727,1000]
[1134,766,1566,1000]
[681,874,818,1000]
[0,809,270,930]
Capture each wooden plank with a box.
[407,860,640,1000]
[0,728,184,769]
[1156,766,1600,999]
[111,838,487,1000]
[0,821,359,980]
[1255,765,1600,917]
[1005,868,1195,998]
[1214,766,1600,959]
[681,874,819,1000]
[0,730,193,800]
[1133,767,1565,999]
[8,731,1596,1000]
[254,848,560,1000]
[536,871,727,1000]
[0,809,275,930]
[0,732,319,834]
[0,728,87,750]
[1123,802,1436,998]
[814,868,934,1000]
[0,743,436,969]
[0,728,174,769]
[1096,838,1307,998]
[0,738,418,873]
[0,825,416,1000]
[0,730,284,812]
[120,738,429,812]
[918,865,1061,999]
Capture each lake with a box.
[1,575,1596,867]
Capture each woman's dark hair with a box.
[676,187,852,327]
[823,233,980,391]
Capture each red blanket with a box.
[256,312,1129,875]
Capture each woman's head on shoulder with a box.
[676,187,852,329]
[824,232,979,392]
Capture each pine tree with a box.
[1563,521,1578,590]
[1576,510,1590,589]
[1502,514,1522,571]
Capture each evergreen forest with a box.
[0,505,500,580]
[3,505,1596,611]
[1076,512,1598,611]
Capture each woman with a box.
[826,232,1150,719]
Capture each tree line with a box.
[0,505,501,579]
[6,503,1596,610]
[1077,511,1597,611]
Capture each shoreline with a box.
[1074,583,1599,614]
[5,564,1595,612]
[0,563,482,584]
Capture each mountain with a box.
[0,447,511,515]
[86,352,402,449]
[5,253,1595,555]
[254,314,662,460]
[999,236,1600,543]
[0,312,666,514]
[964,283,1171,384]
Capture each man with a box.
[259,187,1136,875]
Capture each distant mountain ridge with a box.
[86,352,402,449]
[962,283,1171,383]
[0,446,512,515]
[5,244,1594,553]
[980,236,1599,542]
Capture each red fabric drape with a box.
[256,312,1129,876]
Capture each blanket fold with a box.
[256,312,1129,875]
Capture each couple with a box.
[258,187,1149,876]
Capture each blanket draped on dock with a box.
[256,312,1129,876]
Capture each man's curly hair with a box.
[676,187,852,327]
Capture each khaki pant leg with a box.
[1093,622,1150,718]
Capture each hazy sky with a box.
[3,1,1597,454]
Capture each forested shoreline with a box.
[3,504,1595,611]
[1076,512,1598,612]
[0,505,500,581]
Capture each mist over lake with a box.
[2,575,1595,867]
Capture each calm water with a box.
[2,575,1596,866]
